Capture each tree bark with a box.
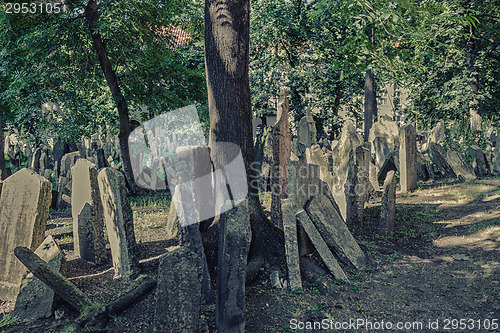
[466,25,481,131]
[85,0,136,191]
[205,0,284,279]
[0,115,8,180]
[364,69,377,142]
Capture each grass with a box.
[0,314,19,329]
[128,192,171,209]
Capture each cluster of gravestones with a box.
[0,163,139,321]
[417,120,500,180]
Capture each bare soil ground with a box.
[1,177,499,333]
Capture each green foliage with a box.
[0,0,206,144]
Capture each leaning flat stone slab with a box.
[446,148,476,180]
[296,209,348,283]
[98,168,139,279]
[13,235,65,320]
[216,200,252,333]
[0,168,52,301]
[281,199,302,291]
[155,247,203,333]
[305,195,366,270]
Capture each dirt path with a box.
[247,178,500,332]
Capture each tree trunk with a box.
[205,0,284,279]
[364,69,377,142]
[85,0,136,191]
[466,25,481,131]
[0,115,8,180]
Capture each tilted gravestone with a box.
[446,147,476,180]
[155,247,203,333]
[71,159,106,264]
[306,195,366,270]
[369,115,400,152]
[296,115,317,157]
[98,168,139,279]
[379,170,397,236]
[60,151,80,179]
[428,143,456,179]
[13,235,65,320]
[296,209,349,283]
[427,120,445,146]
[281,199,302,291]
[399,124,418,193]
[0,168,52,300]
[469,145,490,176]
[216,200,251,333]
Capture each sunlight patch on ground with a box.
[433,227,500,251]
[434,211,500,228]
[482,193,500,202]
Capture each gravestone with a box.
[446,148,476,180]
[155,247,203,333]
[297,115,317,156]
[399,124,417,193]
[31,148,42,173]
[52,139,69,178]
[344,156,359,226]
[369,115,400,152]
[428,143,456,179]
[60,151,80,179]
[259,127,273,190]
[216,200,251,333]
[379,170,396,236]
[0,168,52,300]
[71,159,106,264]
[330,119,362,221]
[13,235,65,320]
[373,136,391,173]
[305,144,332,186]
[270,91,291,230]
[369,161,381,191]
[296,209,349,283]
[305,195,366,270]
[428,120,445,145]
[494,137,500,174]
[469,145,490,176]
[281,199,302,291]
[355,144,370,223]
[98,168,139,279]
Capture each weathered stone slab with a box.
[369,161,381,191]
[296,209,349,283]
[494,137,500,174]
[428,120,445,145]
[71,159,106,264]
[98,168,139,279]
[305,195,366,270]
[399,124,417,193]
[355,144,370,223]
[216,200,251,333]
[60,151,80,179]
[297,115,317,156]
[417,152,430,181]
[379,170,396,236]
[427,142,456,179]
[155,247,203,333]
[330,119,362,221]
[373,136,391,173]
[369,115,400,152]
[287,159,332,210]
[281,199,302,291]
[446,148,476,180]
[13,235,65,320]
[271,91,291,230]
[0,168,52,300]
[469,145,490,176]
